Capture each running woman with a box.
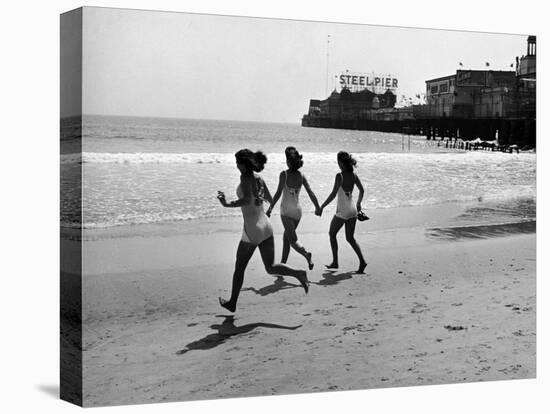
[266,146,320,269]
[318,151,367,274]
[217,149,309,312]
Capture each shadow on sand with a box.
[176,315,302,355]
[242,276,300,296]
[312,270,355,287]
[244,269,360,296]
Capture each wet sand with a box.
[76,209,536,406]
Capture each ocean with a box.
[60,115,536,231]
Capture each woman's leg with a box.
[219,241,256,312]
[258,237,309,293]
[345,218,367,273]
[280,216,291,264]
[327,216,345,268]
[281,216,313,269]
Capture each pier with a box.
[302,36,536,150]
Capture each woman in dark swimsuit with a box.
[217,149,309,312]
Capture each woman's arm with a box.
[217,175,252,208]
[266,171,284,216]
[262,177,273,205]
[320,174,342,211]
[302,175,320,211]
[354,173,365,211]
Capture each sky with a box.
[79,7,529,123]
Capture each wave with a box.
[61,152,237,165]
[61,195,536,229]
[61,151,536,165]
[59,150,536,229]
[426,220,536,240]
[61,210,243,229]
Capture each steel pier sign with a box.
[338,72,398,92]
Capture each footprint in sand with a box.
[444,325,466,331]
[342,324,375,333]
[411,303,429,314]
[313,309,332,316]
[498,364,522,374]
[505,304,523,312]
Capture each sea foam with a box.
[61,151,535,165]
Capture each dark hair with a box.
[337,151,357,172]
[284,146,304,171]
[235,149,267,172]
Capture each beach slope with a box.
[80,224,535,406]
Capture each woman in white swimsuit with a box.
[319,151,367,274]
[267,147,320,270]
[217,149,309,312]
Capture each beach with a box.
[73,206,536,406]
[56,115,537,406]
[50,8,543,409]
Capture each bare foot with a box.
[297,271,309,294]
[306,252,314,270]
[325,262,338,270]
[357,261,367,274]
[219,297,236,312]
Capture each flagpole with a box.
[326,35,331,97]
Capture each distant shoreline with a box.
[68,113,302,126]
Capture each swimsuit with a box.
[335,173,357,220]
[237,176,273,245]
[280,171,303,221]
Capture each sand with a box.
[75,209,536,406]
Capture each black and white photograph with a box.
[58,4,537,408]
